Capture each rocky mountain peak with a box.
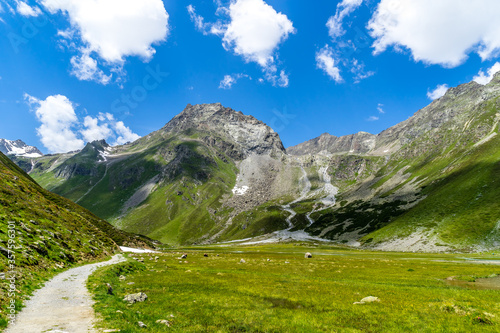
[161,103,286,157]
[0,138,43,158]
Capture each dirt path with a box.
[6,254,125,333]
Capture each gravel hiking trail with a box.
[6,254,125,333]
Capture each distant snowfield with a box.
[120,246,159,253]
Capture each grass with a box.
[89,245,500,332]
[364,130,500,248]
[0,151,155,329]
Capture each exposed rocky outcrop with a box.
[287,132,376,156]
[161,103,286,158]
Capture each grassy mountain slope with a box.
[0,151,154,328]
[302,77,500,251]
[19,104,292,245]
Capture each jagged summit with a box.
[161,103,286,157]
[0,138,43,158]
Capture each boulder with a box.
[354,296,380,305]
[156,319,171,326]
[106,283,113,295]
[123,292,148,304]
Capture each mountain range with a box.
[7,72,500,252]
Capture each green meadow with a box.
[89,244,500,332]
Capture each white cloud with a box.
[187,5,210,35]
[41,0,169,84]
[81,112,140,145]
[81,115,113,143]
[264,68,289,87]
[351,58,375,83]
[368,0,500,67]
[473,62,500,85]
[16,1,42,17]
[26,94,140,152]
[316,45,342,83]
[25,94,85,154]
[222,0,295,67]
[219,73,251,89]
[326,0,363,39]
[42,0,169,63]
[427,84,449,100]
[188,0,295,86]
[367,116,379,121]
[219,75,237,89]
[114,121,140,145]
[70,52,112,85]
[377,103,385,114]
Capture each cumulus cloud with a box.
[81,112,140,145]
[316,45,342,83]
[222,0,295,67]
[427,84,449,100]
[16,1,42,17]
[327,0,363,39]
[114,120,141,145]
[368,0,500,67]
[70,52,112,85]
[473,62,500,85]
[26,94,140,152]
[81,114,113,143]
[188,0,295,87]
[40,0,169,83]
[25,94,85,154]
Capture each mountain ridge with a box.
[0,139,43,158]
[8,74,500,252]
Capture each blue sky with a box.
[1,0,500,154]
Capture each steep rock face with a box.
[161,103,286,158]
[287,132,376,156]
[0,139,43,158]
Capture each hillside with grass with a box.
[0,151,154,328]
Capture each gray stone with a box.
[123,292,148,304]
[156,319,171,326]
[354,296,380,305]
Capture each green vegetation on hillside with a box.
[0,151,154,329]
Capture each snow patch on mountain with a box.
[0,139,43,158]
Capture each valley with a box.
[88,244,500,332]
[8,73,499,252]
